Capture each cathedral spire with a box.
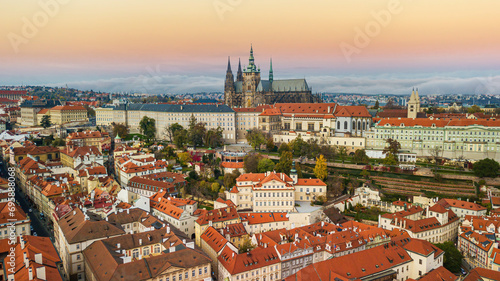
[246,44,257,72]
[269,58,273,83]
[237,58,243,81]
[249,44,254,64]
[226,56,232,73]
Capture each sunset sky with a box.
[1,0,500,94]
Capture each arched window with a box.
[337,121,340,130]
[353,121,356,130]
[363,121,366,130]
[358,121,361,131]
[344,121,348,130]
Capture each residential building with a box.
[83,228,212,281]
[195,206,241,247]
[233,105,270,141]
[200,226,239,276]
[366,117,500,161]
[463,267,500,281]
[10,145,60,165]
[65,130,110,151]
[224,171,327,213]
[128,176,177,198]
[60,145,104,169]
[48,105,88,125]
[19,99,61,126]
[115,155,168,186]
[218,245,281,281]
[96,103,237,143]
[54,208,126,281]
[0,235,64,281]
[106,208,164,234]
[378,204,459,243]
[150,195,198,238]
[458,230,497,269]
[286,237,443,281]
[435,198,487,219]
[0,202,31,239]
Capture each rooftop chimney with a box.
[139,239,142,245]
[28,267,33,280]
[24,252,29,268]
[117,243,121,249]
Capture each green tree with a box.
[52,138,66,147]
[473,158,500,178]
[320,145,336,161]
[353,149,369,164]
[337,146,347,163]
[467,105,482,114]
[296,163,303,178]
[223,169,241,190]
[178,152,193,166]
[85,105,96,117]
[275,151,293,175]
[434,241,464,273]
[179,187,186,198]
[173,129,188,150]
[290,135,306,157]
[313,155,328,181]
[211,182,221,193]
[239,238,255,254]
[257,158,275,173]
[243,153,262,173]
[266,138,275,152]
[165,123,183,142]
[246,129,266,150]
[204,127,224,148]
[139,116,156,141]
[383,138,401,159]
[383,153,398,166]
[40,115,52,129]
[373,100,380,110]
[189,122,206,148]
[112,123,128,139]
[278,142,291,155]
[360,169,370,179]
[42,135,55,146]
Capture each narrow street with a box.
[15,188,52,239]
[0,160,53,240]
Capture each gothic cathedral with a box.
[224,46,320,108]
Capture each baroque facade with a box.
[224,46,320,108]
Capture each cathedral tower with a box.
[242,45,261,107]
[236,58,243,82]
[407,88,420,118]
[224,57,236,107]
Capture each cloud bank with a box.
[50,73,500,96]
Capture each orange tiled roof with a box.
[436,198,487,211]
[200,226,228,252]
[51,105,86,111]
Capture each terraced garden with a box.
[370,176,476,197]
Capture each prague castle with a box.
[224,46,320,108]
